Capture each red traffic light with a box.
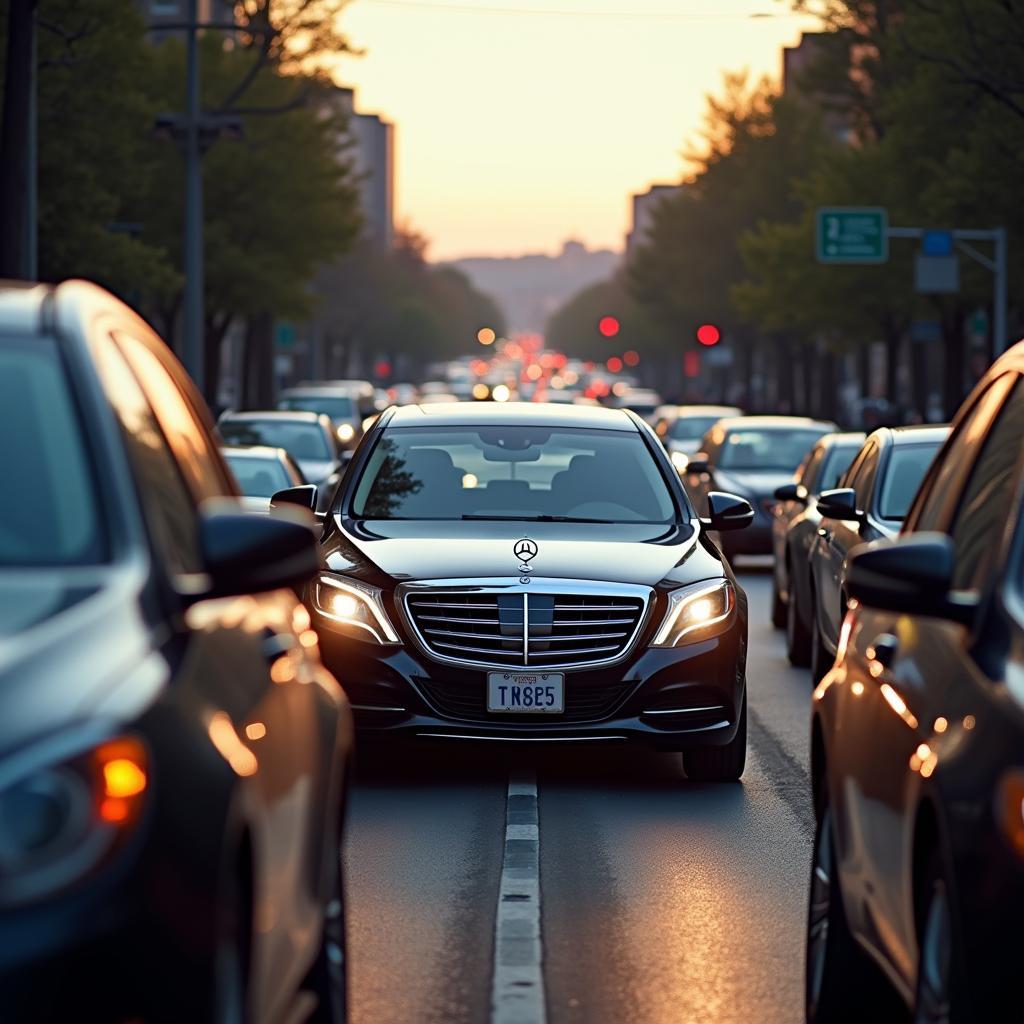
[696,324,721,347]
[599,316,620,338]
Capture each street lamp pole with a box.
[183,0,205,395]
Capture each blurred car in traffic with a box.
[684,416,837,559]
[806,346,1024,1024]
[610,388,663,424]
[278,381,376,450]
[306,401,755,781]
[654,404,743,471]
[769,432,864,636]
[0,281,353,1024]
[806,425,949,681]
[218,410,344,512]
[222,444,307,514]
[418,392,462,405]
[387,382,420,406]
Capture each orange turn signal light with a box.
[997,769,1024,860]
[93,737,148,825]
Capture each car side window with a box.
[849,443,878,506]
[911,373,1018,533]
[799,448,824,491]
[93,334,202,574]
[947,381,1024,591]
[115,331,229,503]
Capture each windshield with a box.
[671,415,721,441]
[0,337,108,566]
[877,443,942,520]
[224,454,292,497]
[351,425,680,523]
[279,394,355,421]
[219,420,332,461]
[718,428,829,472]
[818,444,861,493]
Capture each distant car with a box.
[611,388,663,424]
[418,392,461,405]
[418,380,451,396]
[685,416,837,559]
[0,280,352,1024]
[655,404,743,471]
[218,410,344,512]
[388,382,419,406]
[806,424,949,681]
[278,383,376,450]
[769,431,864,635]
[806,346,1024,1024]
[222,444,306,514]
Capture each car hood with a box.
[713,469,794,500]
[296,458,336,484]
[322,518,724,589]
[0,568,166,761]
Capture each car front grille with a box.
[403,588,649,669]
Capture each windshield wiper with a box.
[461,514,611,524]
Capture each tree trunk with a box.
[941,306,967,419]
[775,336,793,414]
[818,348,837,421]
[883,328,902,409]
[0,0,35,277]
[909,340,929,424]
[242,313,275,409]
[203,313,233,410]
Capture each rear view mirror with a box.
[199,500,318,598]
[846,534,977,625]
[774,483,805,503]
[271,484,317,512]
[817,488,861,522]
[705,491,755,532]
[686,452,710,474]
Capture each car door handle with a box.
[868,633,898,668]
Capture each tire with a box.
[683,693,746,782]
[914,855,967,1024]
[809,591,832,685]
[771,569,787,629]
[786,566,812,667]
[304,835,348,1023]
[806,793,900,1023]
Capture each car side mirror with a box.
[686,452,710,475]
[704,491,755,532]
[774,482,806,503]
[846,533,977,625]
[817,488,862,522]
[270,484,317,512]
[199,500,318,598]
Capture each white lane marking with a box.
[491,770,546,1024]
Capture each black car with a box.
[769,431,864,637]
[806,425,949,681]
[278,382,378,451]
[0,281,353,1023]
[685,415,837,558]
[309,401,754,781]
[806,342,1024,1024]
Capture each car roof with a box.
[387,400,638,431]
[220,409,324,424]
[669,405,743,417]
[816,431,866,449]
[868,424,951,447]
[714,415,837,431]
[281,385,360,396]
[220,445,289,460]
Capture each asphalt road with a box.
[345,564,815,1024]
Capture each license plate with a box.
[487,671,564,714]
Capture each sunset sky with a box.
[335,0,817,261]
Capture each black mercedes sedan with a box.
[0,281,353,1023]
[806,342,1024,1024]
[807,424,949,681]
[310,401,754,781]
[684,415,837,558]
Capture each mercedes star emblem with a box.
[514,537,538,573]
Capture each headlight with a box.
[671,450,689,472]
[313,574,400,644]
[652,579,734,647]
[0,735,148,906]
[337,422,356,444]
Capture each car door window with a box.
[948,381,1024,591]
[116,332,229,502]
[799,447,824,491]
[849,442,878,509]
[910,373,1017,533]
[93,334,202,574]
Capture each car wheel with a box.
[304,841,348,1023]
[806,793,898,1023]
[786,570,812,667]
[914,856,966,1024]
[771,570,787,629]
[809,593,831,685]
[683,693,746,782]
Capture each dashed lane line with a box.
[490,771,546,1024]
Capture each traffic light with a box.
[696,323,721,346]
[599,316,620,338]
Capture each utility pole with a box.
[183,0,205,396]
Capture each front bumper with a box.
[316,618,746,751]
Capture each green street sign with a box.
[274,321,296,349]
[816,207,889,264]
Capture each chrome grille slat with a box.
[404,585,649,670]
